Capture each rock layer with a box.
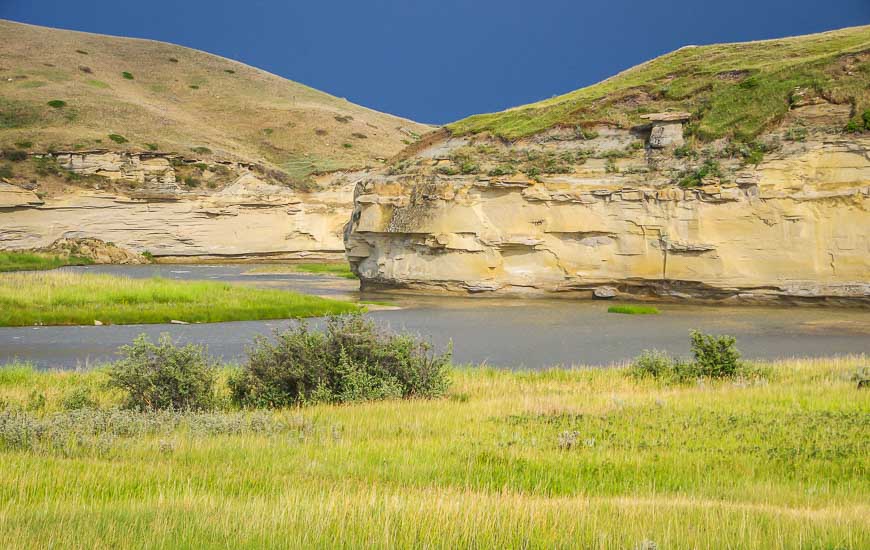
[1,151,359,261]
[345,126,870,304]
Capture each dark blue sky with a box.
[2,1,868,124]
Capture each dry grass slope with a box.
[0,19,431,179]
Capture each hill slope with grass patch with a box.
[449,25,870,141]
[0,19,429,179]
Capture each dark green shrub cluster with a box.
[844,110,870,133]
[229,315,451,407]
[676,159,722,188]
[108,134,128,144]
[629,330,753,383]
[183,176,200,187]
[2,149,27,161]
[46,100,67,109]
[121,71,134,80]
[107,334,217,411]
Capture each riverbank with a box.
[0,271,359,326]
[0,251,93,273]
[0,355,867,547]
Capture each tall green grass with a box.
[0,251,93,272]
[245,262,357,279]
[0,271,359,326]
[0,355,866,547]
[608,304,660,315]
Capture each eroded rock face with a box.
[345,123,870,304]
[1,151,360,261]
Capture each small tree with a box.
[689,330,741,378]
[108,334,217,411]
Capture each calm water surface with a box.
[2,264,868,369]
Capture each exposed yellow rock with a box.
[345,131,870,304]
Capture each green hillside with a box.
[449,25,870,141]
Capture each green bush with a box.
[46,100,67,109]
[677,159,721,188]
[62,387,98,410]
[121,72,134,80]
[107,334,217,411]
[146,143,158,151]
[863,110,870,131]
[191,146,212,155]
[108,134,128,144]
[0,164,13,179]
[2,149,27,161]
[629,350,694,382]
[229,315,451,408]
[689,330,741,378]
[629,331,746,383]
[183,176,200,188]
[14,141,33,149]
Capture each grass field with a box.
[0,271,359,326]
[0,355,866,548]
[244,262,357,279]
[0,251,93,273]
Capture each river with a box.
[1,264,868,369]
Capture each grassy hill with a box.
[0,19,431,182]
[449,25,870,141]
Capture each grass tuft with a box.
[608,304,660,315]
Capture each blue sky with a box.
[2,0,868,124]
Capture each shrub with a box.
[46,100,67,109]
[146,143,158,151]
[863,110,870,130]
[689,330,741,378]
[229,315,451,408]
[844,119,861,133]
[62,387,98,410]
[121,71,134,80]
[191,146,212,154]
[0,164,13,179]
[3,149,27,161]
[183,176,200,187]
[108,134,128,144]
[189,85,199,90]
[784,126,807,142]
[677,159,721,188]
[14,141,33,149]
[629,350,694,382]
[107,334,217,411]
[629,331,746,383]
[224,69,235,74]
[342,142,353,149]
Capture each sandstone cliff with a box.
[346,33,870,304]
[1,150,361,260]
